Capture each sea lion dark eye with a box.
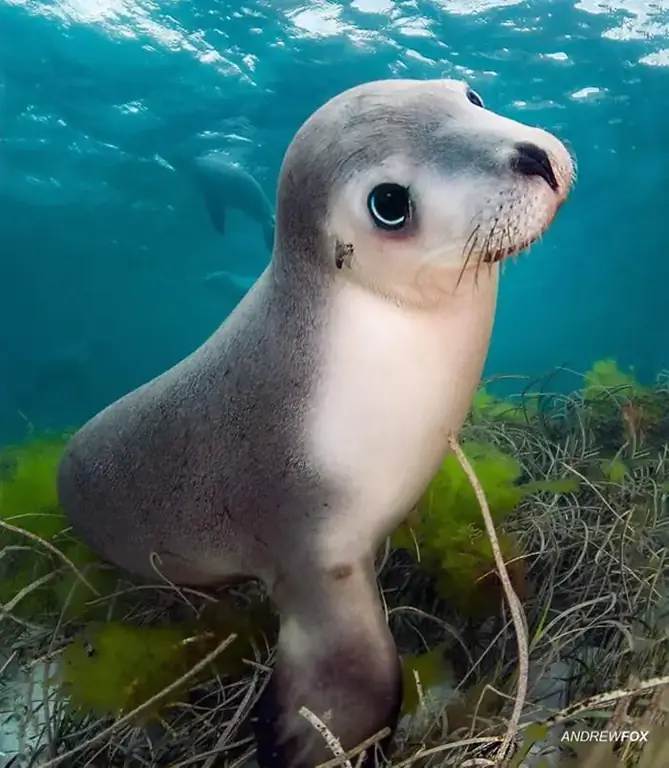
[367,183,412,232]
[466,88,484,108]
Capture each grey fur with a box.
[57,263,332,587]
[193,151,276,252]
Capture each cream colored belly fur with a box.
[308,268,500,566]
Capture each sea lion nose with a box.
[511,141,558,191]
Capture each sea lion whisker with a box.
[457,225,480,289]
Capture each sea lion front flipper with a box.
[253,560,402,767]
[203,195,227,237]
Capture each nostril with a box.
[511,141,558,192]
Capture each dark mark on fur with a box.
[329,564,353,580]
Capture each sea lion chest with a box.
[306,274,499,560]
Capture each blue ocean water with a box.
[0,0,667,443]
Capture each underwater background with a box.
[1,0,668,444]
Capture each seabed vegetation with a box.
[2,359,669,768]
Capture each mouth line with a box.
[480,186,569,264]
[480,228,544,264]
[482,242,529,264]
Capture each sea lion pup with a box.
[57,79,574,767]
[193,151,276,252]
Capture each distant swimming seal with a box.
[57,79,574,768]
[192,151,275,252]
